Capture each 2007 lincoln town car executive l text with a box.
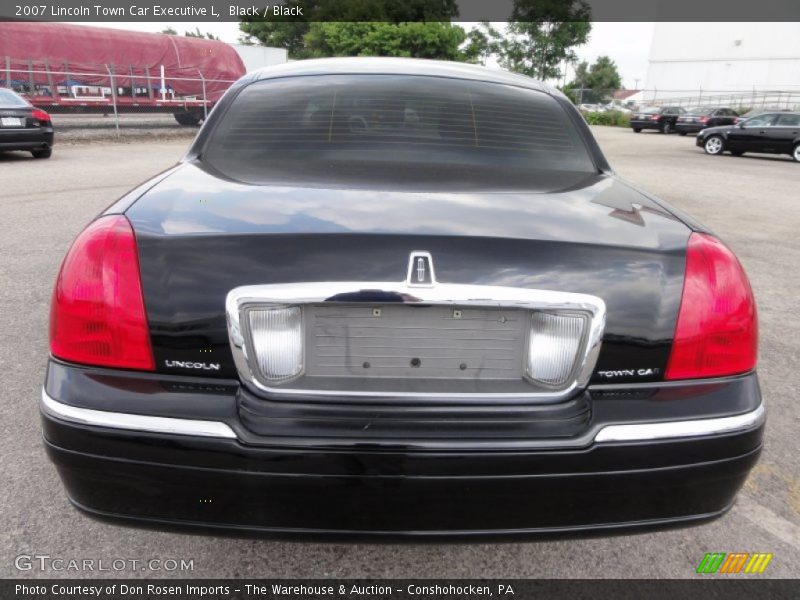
[41,58,764,539]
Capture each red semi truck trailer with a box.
[0,22,246,125]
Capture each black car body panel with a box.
[0,106,54,150]
[126,163,689,386]
[43,360,762,538]
[676,107,738,135]
[42,58,764,538]
[696,112,800,158]
[0,95,54,154]
[0,119,54,151]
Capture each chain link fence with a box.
[640,89,800,112]
[7,62,800,139]
[3,58,239,139]
[567,87,800,114]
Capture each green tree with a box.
[568,55,622,103]
[500,0,591,80]
[184,27,219,40]
[587,55,622,95]
[239,0,460,60]
[312,0,458,22]
[302,22,467,60]
[160,27,177,35]
[462,21,503,65]
[239,21,310,58]
[567,60,590,102]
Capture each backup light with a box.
[526,312,587,386]
[248,306,303,382]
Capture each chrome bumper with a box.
[41,388,764,444]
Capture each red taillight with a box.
[650,115,661,121]
[699,116,709,123]
[50,215,154,371]
[31,108,50,123]
[666,233,757,380]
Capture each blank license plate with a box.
[1,117,24,127]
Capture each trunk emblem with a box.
[165,360,221,371]
[407,251,435,287]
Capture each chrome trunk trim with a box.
[226,282,606,402]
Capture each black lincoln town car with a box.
[42,58,763,539]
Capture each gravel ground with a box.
[51,113,199,143]
[0,127,798,579]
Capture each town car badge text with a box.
[164,360,221,371]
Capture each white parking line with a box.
[734,494,800,551]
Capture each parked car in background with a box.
[676,107,739,135]
[41,58,764,539]
[0,87,53,158]
[630,106,686,134]
[697,111,800,161]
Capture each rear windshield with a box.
[0,88,29,107]
[202,75,596,190]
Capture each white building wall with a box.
[644,23,800,99]
[231,44,288,72]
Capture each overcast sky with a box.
[78,21,655,89]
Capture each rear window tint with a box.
[203,75,596,189]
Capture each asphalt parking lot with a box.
[1,127,798,579]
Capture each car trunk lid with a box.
[126,162,690,391]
